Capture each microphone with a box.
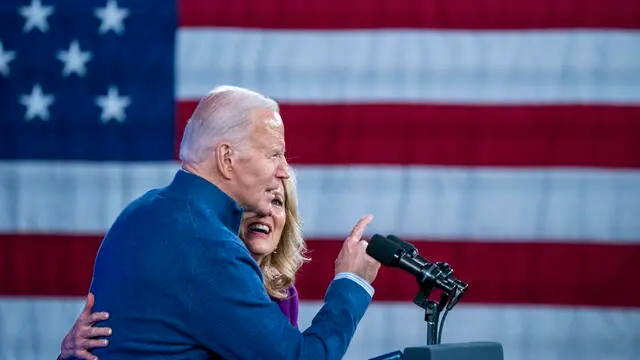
[385,234,468,293]
[367,234,469,346]
[386,234,418,256]
[383,234,440,281]
[366,234,463,295]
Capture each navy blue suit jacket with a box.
[88,170,372,359]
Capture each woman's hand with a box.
[60,293,112,360]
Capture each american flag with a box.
[1,0,639,359]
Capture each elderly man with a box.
[87,86,381,359]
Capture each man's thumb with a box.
[82,293,95,314]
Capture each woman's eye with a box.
[271,199,283,207]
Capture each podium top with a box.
[403,341,504,360]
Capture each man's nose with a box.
[276,157,290,179]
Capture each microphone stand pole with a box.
[424,300,439,345]
[413,289,441,345]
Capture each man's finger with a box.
[347,215,373,241]
[89,326,113,338]
[79,325,112,338]
[356,239,370,254]
[88,312,110,324]
[84,338,109,349]
[80,311,108,326]
[74,348,98,360]
[81,293,95,316]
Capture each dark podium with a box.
[365,235,505,360]
[370,342,504,360]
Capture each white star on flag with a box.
[0,41,16,77]
[57,40,92,77]
[20,84,55,121]
[96,85,131,123]
[94,0,130,35]
[19,0,54,33]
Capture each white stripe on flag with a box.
[1,297,638,360]
[177,29,640,103]
[1,161,639,242]
[300,302,640,360]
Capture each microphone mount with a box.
[412,261,468,345]
[369,234,469,346]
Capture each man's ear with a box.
[215,142,234,180]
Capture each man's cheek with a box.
[263,162,276,176]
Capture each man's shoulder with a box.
[105,182,247,260]
[196,220,247,252]
[143,189,245,248]
[104,187,192,239]
[121,188,179,214]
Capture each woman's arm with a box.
[58,293,112,360]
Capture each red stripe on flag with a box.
[296,239,640,307]
[176,102,640,168]
[0,234,99,297]
[179,0,640,29]
[2,235,639,307]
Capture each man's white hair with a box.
[179,85,280,163]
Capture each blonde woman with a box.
[59,174,309,360]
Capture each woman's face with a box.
[239,181,286,262]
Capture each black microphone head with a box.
[366,234,403,266]
[387,234,417,254]
[386,235,433,268]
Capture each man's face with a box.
[233,109,289,215]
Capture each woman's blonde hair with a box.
[258,171,310,300]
